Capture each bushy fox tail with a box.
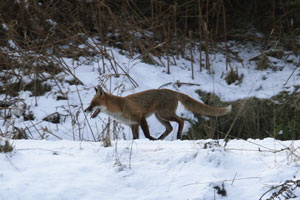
[177,92,231,117]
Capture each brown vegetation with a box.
[0,0,299,140]
[185,89,300,140]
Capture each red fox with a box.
[84,86,231,140]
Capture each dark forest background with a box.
[0,0,299,141]
[0,0,299,60]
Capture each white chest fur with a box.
[96,106,137,125]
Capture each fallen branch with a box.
[259,180,300,200]
[158,81,200,89]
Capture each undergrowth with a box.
[185,90,300,140]
[0,139,13,153]
[0,0,299,142]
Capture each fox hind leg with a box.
[155,113,173,140]
[140,116,157,140]
[131,125,139,139]
[156,113,184,140]
[170,116,184,140]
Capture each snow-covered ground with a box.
[1,41,299,141]
[1,40,300,199]
[1,139,300,200]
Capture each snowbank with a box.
[1,139,299,200]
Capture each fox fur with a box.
[84,86,231,140]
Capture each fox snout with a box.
[84,105,93,113]
[84,105,101,118]
[84,107,91,113]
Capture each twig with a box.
[75,85,96,142]
[231,172,237,185]
[108,50,139,87]
[4,153,20,171]
[181,176,260,188]
[129,139,134,169]
[283,66,299,87]
[16,148,74,156]
[158,81,200,89]
[259,180,300,200]
[132,42,166,62]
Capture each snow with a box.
[0,139,299,200]
[5,43,297,141]
[1,38,300,199]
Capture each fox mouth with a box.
[91,108,101,118]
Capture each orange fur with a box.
[85,86,231,140]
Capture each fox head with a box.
[84,86,106,118]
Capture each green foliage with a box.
[274,123,298,140]
[284,0,300,8]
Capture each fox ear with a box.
[96,86,105,96]
[94,87,98,93]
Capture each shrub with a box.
[185,90,300,140]
[0,140,13,153]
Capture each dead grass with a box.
[0,140,13,153]
[185,90,300,140]
[0,0,299,142]
[0,80,52,97]
[225,67,244,85]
